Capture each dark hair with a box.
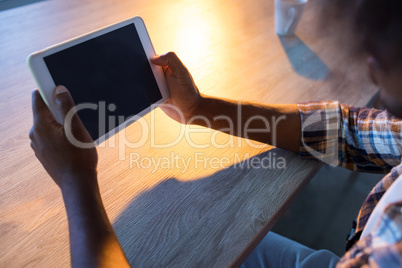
[315,0,402,71]
[355,0,402,71]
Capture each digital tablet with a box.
[28,16,169,144]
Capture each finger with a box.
[32,89,53,125]
[53,85,76,121]
[54,85,86,131]
[53,85,80,127]
[29,127,35,141]
[30,140,36,151]
[53,85,93,143]
[150,52,186,73]
[29,128,37,150]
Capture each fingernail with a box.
[55,85,68,95]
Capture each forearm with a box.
[190,94,301,152]
[61,172,129,268]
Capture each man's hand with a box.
[29,86,98,190]
[151,52,202,123]
[151,51,301,152]
[29,86,129,268]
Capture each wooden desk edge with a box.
[229,161,322,268]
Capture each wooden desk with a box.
[0,0,377,267]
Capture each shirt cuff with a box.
[297,101,341,166]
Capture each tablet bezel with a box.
[27,16,170,145]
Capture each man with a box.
[30,0,402,267]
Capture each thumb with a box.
[54,85,93,143]
[151,52,186,74]
[54,85,76,123]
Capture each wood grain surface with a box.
[0,0,378,267]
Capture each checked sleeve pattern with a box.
[297,101,402,173]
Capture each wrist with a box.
[60,169,99,199]
[187,93,209,124]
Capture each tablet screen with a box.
[44,24,162,141]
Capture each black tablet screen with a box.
[44,24,162,141]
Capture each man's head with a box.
[318,0,402,117]
[354,0,402,117]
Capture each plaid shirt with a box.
[297,101,402,267]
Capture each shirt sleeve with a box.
[297,101,402,173]
[337,202,402,267]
